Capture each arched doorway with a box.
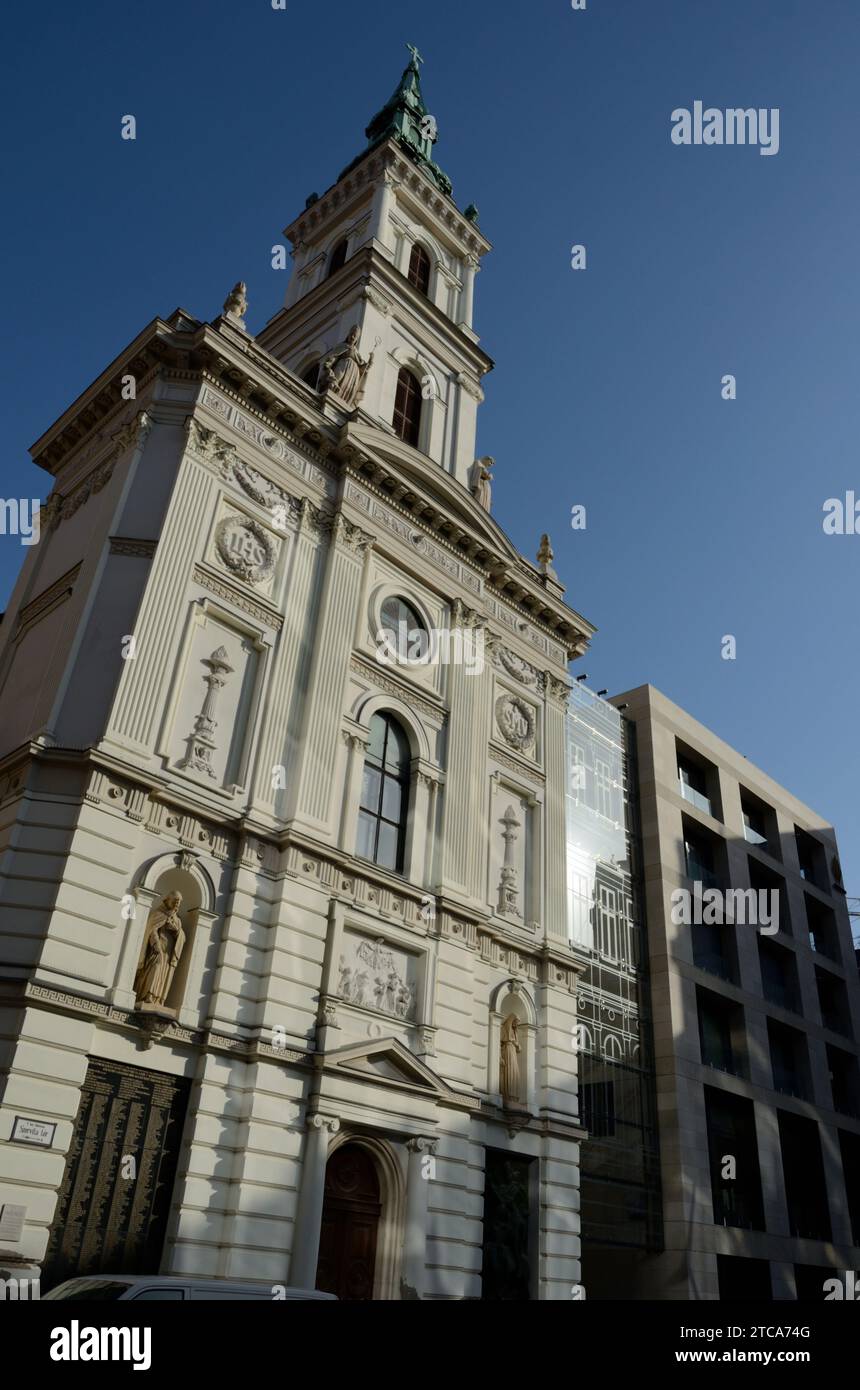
[315,1143,381,1300]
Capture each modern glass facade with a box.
[564,685,662,1293]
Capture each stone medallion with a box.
[495,693,536,752]
[214,514,276,585]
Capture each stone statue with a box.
[500,1015,521,1105]
[223,281,248,330]
[319,325,374,407]
[133,892,185,1009]
[468,456,494,511]
[537,533,558,580]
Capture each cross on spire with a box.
[406,42,423,67]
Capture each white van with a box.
[43,1275,336,1301]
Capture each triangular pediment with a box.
[322,1037,478,1108]
[345,421,523,565]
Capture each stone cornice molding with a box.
[14,563,81,642]
[11,981,309,1063]
[284,141,491,261]
[109,537,158,559]
[42,410,153,530]
[192,564,284,630]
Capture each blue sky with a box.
[2,0,858,909]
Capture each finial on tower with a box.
[406,42,423,68]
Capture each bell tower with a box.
[257,45,492,488]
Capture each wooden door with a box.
[315,1144,381,1300]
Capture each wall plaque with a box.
[11,1116,56,1147]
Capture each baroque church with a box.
[0,48,594,1299]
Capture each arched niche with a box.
[112,851,218,1028]
[324,1132,406,1300]
[488,980,538,1112]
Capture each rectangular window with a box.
[684,829,718,888]
[749,858,789,936]
[704,1087,765,1231]
[580,1081,616,1138]
[806,896,840,962]
[698,989,743,1075]
[596,883,620,961]
[594,757,613,819]
[838,1131,860,1245]
[768,1020,810,1099]
[795,827,827,890]
[569,743,586,801]
[816,968,850,1036]
[743,809,767,847]
[827,1044,860,1118]
[778,1111,831,1241]
[758,938,799,1012]
[678,756,712,817]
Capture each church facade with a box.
[0,51,593,1299]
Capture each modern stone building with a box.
[608,683,860,1300]
[0,51,594,1299]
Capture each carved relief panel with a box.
[337,931,419,1022]
[161,602,268,793]
[487,780,536,930]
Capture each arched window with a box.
[392,368,421,448]
[407,243,432,296]
[356,713,410,873]
[300,360,321,390]
[328,238,348,278]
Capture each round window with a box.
[379,595,429,664]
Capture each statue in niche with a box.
[319,325,374,406]
[468,456,494,511]
[499,1014,522,1105]
[134,892,185,1009]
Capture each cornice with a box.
[284,139,491,260]
[349,654,448,725]
[343,461,592,660]
[26,307,593,662]
[13,563,81,643]
[31,318,197,475]
[7,980,310,1065]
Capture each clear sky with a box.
[1,0,858,912]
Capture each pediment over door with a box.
[322,1037,479,1111]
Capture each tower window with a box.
[407,243,432,296]
[300,361,321,390]
[392,368,421,448]
[356,713,410,874]
[328,238,349,278]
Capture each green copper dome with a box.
[341,44,453,197]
